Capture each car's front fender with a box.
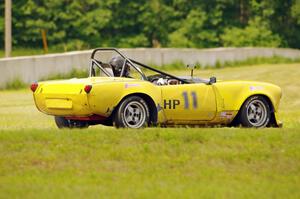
[214,81,282,112]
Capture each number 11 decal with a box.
[182,91,198,109]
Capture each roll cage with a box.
[90,48,190,84]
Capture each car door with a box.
[160,83,217,122]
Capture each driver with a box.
[109,55,130,77]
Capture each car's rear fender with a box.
[88,81,164,122]
[112,92,159,126]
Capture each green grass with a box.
[157,55,300,70]
[3,78,28,90]
[39,68,88,81]
[212,55,300,69]
[1,128,299,199]
[0,63,300,198]
[1,69,89,90]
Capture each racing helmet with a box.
[109,55,130,77]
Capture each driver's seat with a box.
[104,67,114,77]
[100,63,114,77]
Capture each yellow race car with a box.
[31,48,282,128]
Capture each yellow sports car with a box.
[31,48,282,128]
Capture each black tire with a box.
[239,96,271,128]
[55,116,70,128]
[54,116,89,129]
[113,96,150,128]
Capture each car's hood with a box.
[214,80,279,87]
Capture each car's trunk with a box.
[33,78,93,116]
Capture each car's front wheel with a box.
[54,116,89,129]
[239,96,271,128]
[113,96,150,128]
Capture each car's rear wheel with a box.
[113,96,150,128]
[239,96,271,128]
[54,116,89,129]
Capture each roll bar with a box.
[90,48,190,84]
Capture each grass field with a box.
[0,64,300,198]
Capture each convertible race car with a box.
[31,48,282,128]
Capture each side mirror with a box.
[209,77,217,84]
[186,64,197,69]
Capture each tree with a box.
[221,17,281,47]
[1,0,300,50]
